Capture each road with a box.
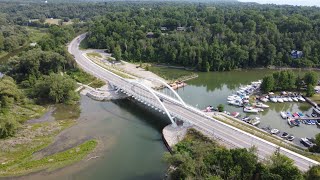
[68,34,319,171]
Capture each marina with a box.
[169,70,320,148]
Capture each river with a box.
[18,96,168,180]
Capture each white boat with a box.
[260,97,269,102]
[287,97,293,102]
[256,108,264,112]
[271,129,280,134]
[250,119,260,126]
[243,99,249,103]
[298,96,306,102]
[243,107,259,113]
[254,102,269,108]
[282,97,288,102]
[287,135,295,141]
[280,112,287,119]
[227,95,241,101]
[292,97,299,102]
[270,97,277,103]
[277,98,284,103]
[228,100,243,107]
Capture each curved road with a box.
[68,34,319,171]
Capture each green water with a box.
[172,69,320,144]
[18,96,168,180]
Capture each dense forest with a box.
[84,3,320,71]
[165,129,320,179]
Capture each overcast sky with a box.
[238,0,320,7]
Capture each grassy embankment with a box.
[214,114,320,162]
[148,66,198,82]
[67,68,106,88]
[85,53,134,79]
[310,94,320,104]
[0,103,97,177]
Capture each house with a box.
[160,27,167,31]
[291,50,303,59]
[176,27,186,31]
[146,32,154,38]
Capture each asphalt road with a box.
[68,34,319,171]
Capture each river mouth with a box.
[12,95,169,180]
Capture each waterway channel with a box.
[17,96,168,180]
[171,69,320,143]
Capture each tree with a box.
[0,32,4,51]
[261,75,275,93]
[0,114,19,138]
[217,104,224,112]
[33,73,79,104]
[39,16,46,24]
[0,76,23,108]
[304,72,318,86]
[113,45,122,61]
[268,150,303,180]
[306,84,315,97]
[295,75,303,91]
[305,165,320,180]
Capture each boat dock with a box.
[292,117,320,120]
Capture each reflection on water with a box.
[15,96,168,180]
[168,70,320,140]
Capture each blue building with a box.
[291,50,303,59]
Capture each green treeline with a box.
[164,129,320,180]
[83,3,320,71]
[0,24,83,138]
[260,70,318,96]
[0,14,29,54]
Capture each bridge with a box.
[68,34,319,171]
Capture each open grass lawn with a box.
[25,27,47,43]
[148,66,197,81]
[310,93,320,104]
[87,52,102,58]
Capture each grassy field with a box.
[87,52,102,58]
[9,104,46,123]
[310,94,320,104]
[148,66,197,82]
[88,79,106,88]
[67,68,97,84]
[25,27,47,43]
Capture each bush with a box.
[217,104,224,112]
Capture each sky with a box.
[238,0,320,7]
